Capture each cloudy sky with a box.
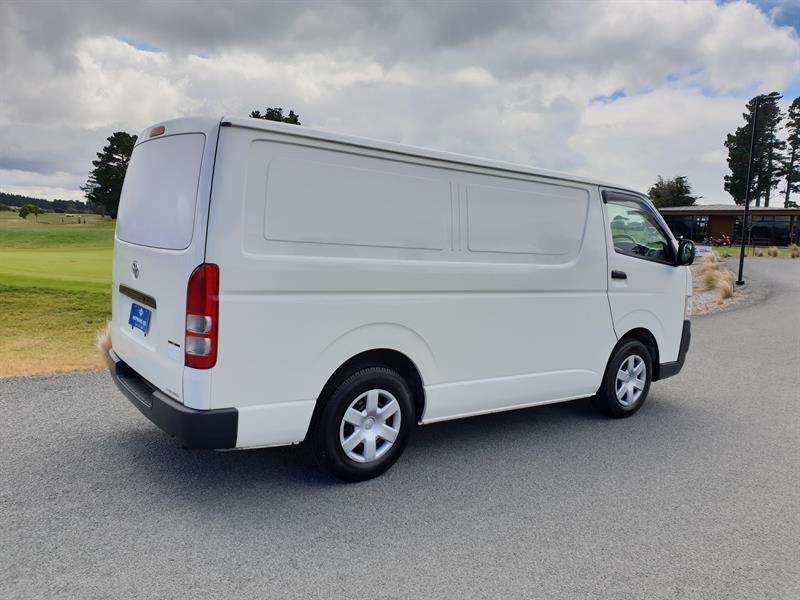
[1,0,798,204]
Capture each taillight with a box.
[185,263,219,369]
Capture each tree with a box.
[780,96,800,208]
[81,131,137,218]
[724,92,785,206]
[648,175,699,208]
[18,203,40,220]
[0,202,8,211]
[249,107,301,125]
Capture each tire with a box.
[593,339,653,418]
[311,366,414,482]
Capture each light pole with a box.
[737,95,762,286]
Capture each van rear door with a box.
[110,118,220,404]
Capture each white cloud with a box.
[0,0,798,204]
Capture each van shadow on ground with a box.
[100,390,694,510]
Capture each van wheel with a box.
[311,366,414,482]
[593,339,652,418]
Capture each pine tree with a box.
[648,175,699,208]
[781,97,800,208]
[724,92,784,206]
[81,132,137,218]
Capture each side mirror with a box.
[676,239,695,266]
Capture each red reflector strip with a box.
[149,125,165,137]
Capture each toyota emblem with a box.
[131,260,140,279]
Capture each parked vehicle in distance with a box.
[107,116,695,481]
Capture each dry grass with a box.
[691,253,739,307]
[791,244,800,259]
[767,246,779,257]
[697,253,724,290]
[703,269,721,289]
[755,249,765,257]
[0,286,108,377]
[96,321,111,365]
[716,279,735,301]
[715,270,737,302]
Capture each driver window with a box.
[605,197,671,262]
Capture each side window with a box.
[605,196,672,263]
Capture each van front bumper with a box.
[656,320,691,381]
[107,349,237,449]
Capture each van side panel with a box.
[205,126,616,446]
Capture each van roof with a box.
[141,115,642,196]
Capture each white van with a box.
[108,116,694,481]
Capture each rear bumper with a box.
[107,349,237,449]
[656,320,691,380]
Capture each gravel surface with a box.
[2,259,798,600]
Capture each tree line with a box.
[0,191,101,214]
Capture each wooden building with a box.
[659,204,800,246]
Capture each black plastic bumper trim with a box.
[656,320,691,380]
[107,350,237,449]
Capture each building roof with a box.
[658,203,800,215]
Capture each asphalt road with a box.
[2,259,798,599]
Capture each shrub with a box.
[767,246,779,257]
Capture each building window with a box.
[663,215,708,242]
[735,214,794,246]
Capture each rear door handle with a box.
[611,270,628,280]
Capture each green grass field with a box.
[0,211,114,376]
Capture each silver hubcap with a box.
[339,389,402,463]
[615,354,646,407]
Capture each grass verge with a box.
[0,212,112,376]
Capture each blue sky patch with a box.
[590,89,626,104]
[119,36,161,53]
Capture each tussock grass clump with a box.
[767,246,779,257]
[703,270,721,289]
[96,322,111,363]
[755,249,765,257]
[696,254,723,288]
[790,244,800,259]
[693,251,738,304]
[716,278,735,301]
[720,270,736,286]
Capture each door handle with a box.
[611,270,628,280]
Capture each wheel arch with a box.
[617,327,662,380]
[314,348,427,424]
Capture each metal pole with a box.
[737,95,762,286]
